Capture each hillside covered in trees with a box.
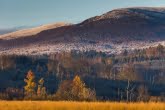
[0,45,165,101]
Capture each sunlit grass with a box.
[0,101,164,110]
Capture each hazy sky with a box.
[0,0,165,28]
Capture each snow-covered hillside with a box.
[1,7,165,55]
[1,41,165,55]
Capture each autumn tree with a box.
[37,78,47,98]
[55,80,73,100]
[55,75,96,101]
[24,70,36,98]
[71,75,88,100]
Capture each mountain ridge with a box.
[0,22,69,40]
[1,7,165,55]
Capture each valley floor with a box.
[0,101,164,110]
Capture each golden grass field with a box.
[0,101,164,110]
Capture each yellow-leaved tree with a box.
[71,75,86,100]
[56,75,96,101]
[24,70,36,98]
[37,78,47,98]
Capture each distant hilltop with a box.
[1,7,165,55]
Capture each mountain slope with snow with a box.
[1,7,165,55]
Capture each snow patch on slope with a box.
[1,41,165,55]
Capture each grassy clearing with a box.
[0,101,164,110]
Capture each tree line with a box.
[0,45,164,101]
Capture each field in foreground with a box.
[0,101,164,110]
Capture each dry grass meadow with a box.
[0,101,164,110]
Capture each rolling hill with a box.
[1,7,165,55]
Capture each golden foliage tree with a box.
[24,70,36,98]
[37,78,47,98]
[71,75,85,99]
[56,75,96,101]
